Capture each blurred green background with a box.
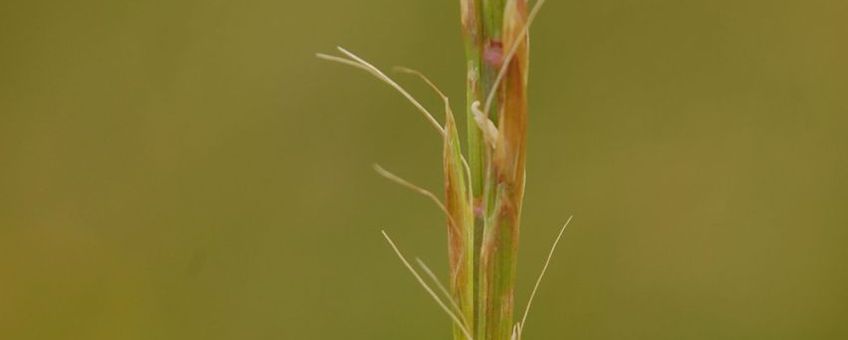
[1,0,846,339]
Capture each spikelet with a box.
[476,0,530,338]
[443,107,476,339]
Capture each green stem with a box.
[462,1,528,339]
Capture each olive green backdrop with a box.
[1,0,846,339]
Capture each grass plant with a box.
[318,1,571,339]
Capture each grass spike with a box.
[320,0,568,337]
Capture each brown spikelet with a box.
[497,0,529,189]
[443,106,476,339]
[478,0,529,339]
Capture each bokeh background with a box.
[1,0,846,339]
